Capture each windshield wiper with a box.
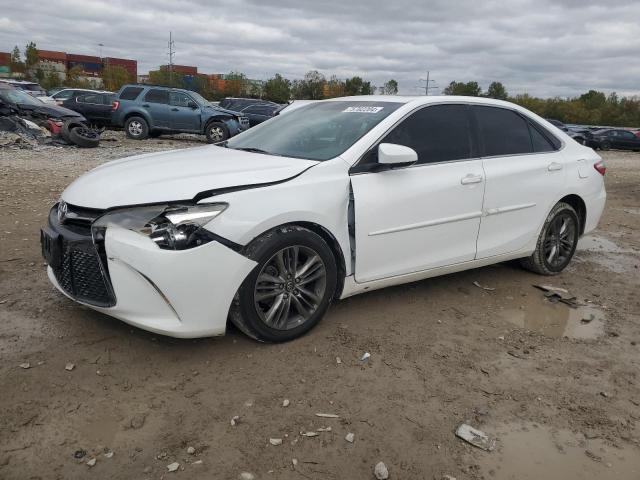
[231,147,283,156]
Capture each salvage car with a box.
[51,88,112,106]
[41,96,606,342]
[112,85,249,142]
[586,128,640,151]
[61,92,116,127]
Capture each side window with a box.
[620,131,634,139]
[528,122,555,152]
[54,90,74,100]
[103,95,116,105]
[119,87,144,100]
[144,89,170,104]
[381,104,472,164]
[170,92,193,107]
[474,106,532,156]
[77,94,101,104]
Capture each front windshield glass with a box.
[226,101,403,161]
[188,91,208,106]
[0,88,42,106]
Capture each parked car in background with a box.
[275,100,319,116]
[633,129,640,138]
[219,98,281,127]
[585,129,640,151]
[546,118,586,145]
[42,96,605,341]
[61,92,116,127]
[0,79,46,97]
[0,83,86,125]
[112,85,249,142]
[51,88,112,106]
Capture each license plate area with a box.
[40,227,62,269]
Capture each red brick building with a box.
[103,57,137,78]
[67,54,102,76]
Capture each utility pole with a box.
[419,71,438,95]
[98,43,104,59]
[167,32,175,85]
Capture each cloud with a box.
[1,0,638,97]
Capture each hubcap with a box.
[543,213,576,268]
[254,245,326,330]
[129,121,142,136]
[209,126,224,142]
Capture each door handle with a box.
[461,174,483,185]
[142,104,150,108]
[547,162,563,171]
[171,108,179,111]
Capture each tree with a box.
[24,42,38,69]
[579,90,606,110]
[9,46,23,74]
[64,65,92,88]
[297,70,325,99]
[41,70,62,91]
[380,79,398,95]
[148,68,185,88]
[486,81,508,100]
[224,72,247,97]
[102,65,132,91]
[263,74,291,103]
[443,81,482,96]
[325,75,345,98]
[345,76,364,96]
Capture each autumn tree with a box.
[224,72,247,97]
[296,70,325,99]
[102,65,132,91]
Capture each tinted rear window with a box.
[120,87,144,100]
[144,89,170,104]
[529,122,556,152]
[474,106,532,156]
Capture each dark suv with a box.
[112,85,249,142]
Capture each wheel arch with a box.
[242,221,347,300]
[123,110,152,127]
[558,193,587,235]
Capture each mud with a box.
[1,137,639,479]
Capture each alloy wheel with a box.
[543,213,576,269]
[209,126,224,142]
[129,121,143,136]
[253,245,326,330]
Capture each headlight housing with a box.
[93,203,228,250]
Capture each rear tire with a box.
[125,116,149,140]
[599,141,611,151]
[520,202,579,275]
[231,226,337,342]
[68,126,100,148]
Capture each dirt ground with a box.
[1,133,639,480]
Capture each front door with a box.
[169,92,201,131]
[351,104,485,283]
[473,105,567,258]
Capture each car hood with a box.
[17,102,84,119]
[61,145,319,209]
[203,104,243,117]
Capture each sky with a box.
[1,0,639,97]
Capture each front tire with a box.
[599,141,611,151]
[520,202,580,275]
[125,116,149,140]
[205,121,229,143]
[231,226,337,342]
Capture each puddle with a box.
[478,423,640,480]
[497,294,604,339]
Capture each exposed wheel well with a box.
[246,222,347,300]
[559,194,586,235]
[123,112,148,124]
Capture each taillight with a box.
[112,101,120,111]
[594,160,606,176]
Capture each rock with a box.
[317,426,332,432]
[345,432,355,443]
[65,363,75,371]
[455,423,496,451]
[86,458,96,467]
[104,451,114,458]
[361,352,371,362]
[231,415,240,426]
[336,356,342,364]
[193,460,203,465]
[600,391,609,398]
[74,450,86,459]
[442,476,457,480]
[269,438,283,446]
[187,446,195,455]
[19,362,30,369]
[282,399,290,407]
[292,458,298,467]
[301,431,319,437]
[129,413,147,429]
[239,473,255,480]
[374,461,389,479]
[167,462,180,472]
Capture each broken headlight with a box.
[93,203,228,250]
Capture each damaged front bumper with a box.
[43,207,257,338]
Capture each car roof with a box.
[57,88,112,94]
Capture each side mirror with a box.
[188,101,198,109]
[378,143,418,167]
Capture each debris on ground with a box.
[19,362,30,369]
[166,462,180,472]
[301,431,319,437]
[361,352,371,362]
[374,461,389,479]
[317,426,332,432]
[533,284,580,308]
[86,458,96,467]
[315,413,339,418]
[282,399,290,407]
[239,472,255,480]
[473,281,496,291]
[292,458,298,467]
[65,363,75,371]
[581,314,596,324]
[455,423,496,451]
[345,432,355,443]
[103,451,114,458]
[231,415,240,426]
[0,114,101,149]
[74,449,86,459]
[336,356,342,364]
[186,446,195,455]
[269,438,282,446]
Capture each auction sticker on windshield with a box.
[342,106,384,113]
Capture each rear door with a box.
[616,130,639,150]
[169,91,201,131]
[474,106,566,258]
[351,104,485,283]
[142,88,171,128]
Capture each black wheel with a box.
[125,116,149,140]
[599,141,611,151]
[231,226,337,342]
[205,121,229,143]
[61,119,86,143]
[149,130,163,138]
[520,202,579,275]
[68,126,100,148]
[574,136,585,145]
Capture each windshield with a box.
[188,91,209,106]
[226,101,402,161]
[0,88,43,106]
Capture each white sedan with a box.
[41,96,606,341]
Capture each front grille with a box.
[48,203,115,308]
[239,116,250,128]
